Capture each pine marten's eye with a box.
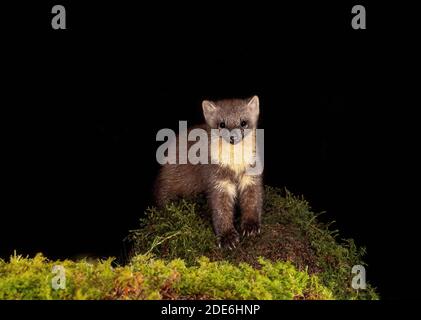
[219,122,226,128]
[241,120,248,127]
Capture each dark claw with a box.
[218,229,240,249]
[241,220,261,238]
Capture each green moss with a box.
[128,199,216,264]
[0,253,332,300]
[0,253,116,300]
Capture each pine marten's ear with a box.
[202,100,218,125]
[247,95,260,121]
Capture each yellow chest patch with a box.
[214,175,257,200]
[210,131,256,175]
[238,174,257,193]
[213,179,237,200]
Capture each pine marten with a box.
[155,96,263,249]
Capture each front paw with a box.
[218,229,240,250]
[241,220,261,237]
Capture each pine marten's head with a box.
[202,96,260,145]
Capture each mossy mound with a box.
[128,186,378,300]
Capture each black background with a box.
[1,1,418,300]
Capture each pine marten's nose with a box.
[230,136,235,144]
